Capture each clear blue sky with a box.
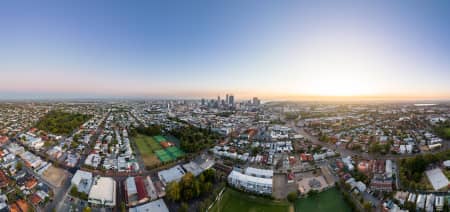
[1,0,449,100]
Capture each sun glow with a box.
[288,31,390,97]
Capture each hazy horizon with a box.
[1,0,450,100]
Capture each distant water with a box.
[414,103,437,106]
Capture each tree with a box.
[251,147,261,156]
[307,190,319,197]
[15,162,23,171]
[179,202,189,212]
[73,134,80,142]
[70,186,80,197]
[35,111,92,135]
[120,202,126,212]
[44,141,52,148]
[203,169,215,182]
[169,125,221,153]
[202,182,213,195]
[363,202,372,211]
[180,173,195,200]
[287,192,297,202]
[166,182,180,201]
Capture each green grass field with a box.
[444,128,450,138]
[295,188,351,212]
[211,188,291,212]
[133,134,162,167]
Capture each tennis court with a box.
[155,149,173,162]
[165,135,181,146]
[154,135,167,143]
[166,146,185,158]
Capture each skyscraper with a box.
[228,94,234,106]
[252,97,260,106]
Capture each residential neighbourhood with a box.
[0,99,448,212]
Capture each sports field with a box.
[154,135,167,143]
[166,146,185,157]
[165,135,181,146]
[155,149,173,162]
[211,188,291,212]
[295,188,351,212]
[134,134,185,165]
[133,134,162,167]
[444,128,450,138]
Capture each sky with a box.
[0,0,449,100]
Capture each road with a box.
[288,120,450,160]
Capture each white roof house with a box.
[228,170,272,195]
[244,167,273,178]
[88,176,116,207]
[71,170,93,194]
[158,165,186,185]
[425,194,435,212]
[443,160,450,168]
[435,196,445,211]
[416,194,426,210]
[425,168,449,191]
[129,199,169,212]
[125,176,138,198]
[182,162,203,176]
[385,160,392,178]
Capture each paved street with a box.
[288,120,450,160]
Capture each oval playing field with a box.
[210,188,291,212]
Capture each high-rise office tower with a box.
[253,97,260,106]
[229,94,234,106]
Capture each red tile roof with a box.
[134,176,148,200]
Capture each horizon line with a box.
[0,94,449,102]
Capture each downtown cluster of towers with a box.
[201,94,261,108]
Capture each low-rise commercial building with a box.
[228,168,272,195]
[88,176,116,207]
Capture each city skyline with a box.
[1,0,450,100]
